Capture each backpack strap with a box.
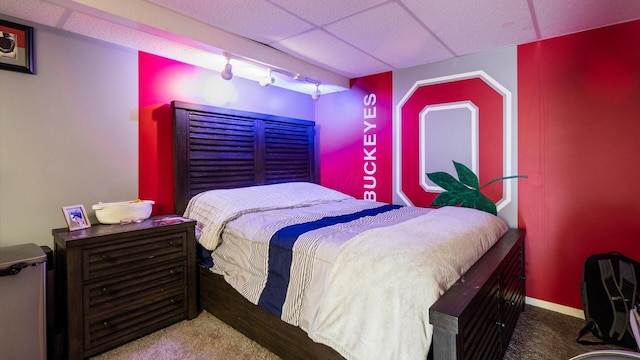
[577,320,608,346]
[619,260,637,334]
[599,259,631,341]
[620,259,637,308]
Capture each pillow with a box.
[184,182,353,250]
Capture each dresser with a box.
[53,216,198,359]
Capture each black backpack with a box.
[577,252,640,350]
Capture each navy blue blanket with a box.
[258,204,402,317]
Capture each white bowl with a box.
[92,200,154,224]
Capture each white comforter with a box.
[309,206,508,360]
[183,182,508,360]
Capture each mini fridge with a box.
[0,243,47,359]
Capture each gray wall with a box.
[0,18,139,248]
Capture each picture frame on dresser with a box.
[0,19,35,74]
[61,204,91,231]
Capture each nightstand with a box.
[53,215,198,359]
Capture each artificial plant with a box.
[426,160,527,215]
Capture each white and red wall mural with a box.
[394,70,515,218]
[319,47,519,225]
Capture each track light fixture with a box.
[259,68,275,87]
[220,54,233,80]
[311,84,321,101]
[219,52,322,96]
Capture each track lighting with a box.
[218,52,321,94]
[311,84,321,100]
[220,54,233,80]
[259,68,275,87]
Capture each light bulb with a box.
[311,85,321,100]
[259,69,275,86]
[220,58,233,80]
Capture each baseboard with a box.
[525,296,585,319]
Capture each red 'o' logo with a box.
[394,71,514,210]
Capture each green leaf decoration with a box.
[432,190,469,207]
[469,193,497,215]
[453,161,479,189]
[427,161,527,216]
[426,171,469,191]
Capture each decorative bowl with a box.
[92,199,154,224]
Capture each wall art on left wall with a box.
[0,19,34,74]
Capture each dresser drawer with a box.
[85,261,185,316]
[85,293,186,353]
[83,231,186,280]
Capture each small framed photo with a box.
[0,19,35,74]
[62,205,91,231]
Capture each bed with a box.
[171,100,526,360]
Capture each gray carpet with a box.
[92,305,632,360]
[505,305,631,359]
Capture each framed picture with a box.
[62,205,91,231]
[0,19,34,74]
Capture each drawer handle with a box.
[103,321,112,329]
[168,240,181,247]
[101,254,117,263]
[495,321,505,328]
[102,287,111,295]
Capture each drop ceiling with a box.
[2,0,640,94]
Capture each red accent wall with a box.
[316,72,393,203]
[518,20,640,308]
[138,53,180,215]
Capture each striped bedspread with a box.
[184,182,508,360]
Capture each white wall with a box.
[0,17,138,248]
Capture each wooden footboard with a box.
[429,229,525,360]
[199,266,345,360]
[198,229,524,360]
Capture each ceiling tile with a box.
[403,0,537,56]
[269,0,387,26]
[325,2,453,69]
[0,0,67,27]
[147,0,312,43]
[273,29,390,78]
[533,0,640,38]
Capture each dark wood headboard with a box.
[172,100,317,215]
